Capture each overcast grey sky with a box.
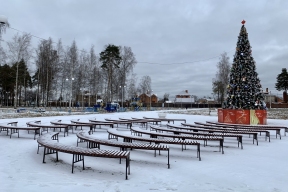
[1,0,288,99]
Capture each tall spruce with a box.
[100,44,121,102]
[224,20,265,110]
[275,68,288,92]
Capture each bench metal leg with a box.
[37,144,42,154]
[9,128,19,139]
[197,145,201,161]
[238,136,243,149]
[266,132,270,142]
[72,154,84,173]
[42,147,47,163]
[34,129,40,140]
[220,140,224,154]
[167,149,170,169]
[276,130,281,139]
[42,147,58,163]
[253,134,258,145]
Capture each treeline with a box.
[0,33,154,107]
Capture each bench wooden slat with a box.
[76,130,171,167]
[106,128,201,160]
[37,132,130,179]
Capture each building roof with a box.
[176,90,190,96]
[174,98,195,103]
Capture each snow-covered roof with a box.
[174,98,195,103]
[176,90,190,96]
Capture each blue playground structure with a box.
[104,102,120,112]
[130,97,142,111]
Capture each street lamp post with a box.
[66,78,74,109]
[270,91,272,109]
[191,95,193,109]
[5,92,10,108]
[80,88,85,109]
[88,88,91,107]
[149,90,153,110]
[0,15,9,45]
[120,85,126,108]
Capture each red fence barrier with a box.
[218,109,267,125]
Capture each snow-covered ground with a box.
[0,109,288,192]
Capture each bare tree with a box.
[0,15,9,65]
[163,93,169,102]
[0,46,7,65]
[212,52,230,104]
[118,46,136,84]
[127,73,138,99]
[54,39,65,107]
[0,15,9,41]
[87,45,98,106]
[118,46,136,101]
[139,75,151,94]
[66,40,79,108]
[34,38,58,107]
[7,33,32,107]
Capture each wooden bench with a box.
[71,119,114,131]
[143,117,187,124]
[143,117,175,124]
[182,123,260,145]
[7,121,18,126]
[121,118,166,129]
[131,126,224,154]
[104,118,133,129]
[76,130,170,168]
[50,120,93,132]
[0,121,18,135]
[194,122,271,142]
[154,124,243,149]
[107,128,201,161]
[37,132,131,179]
[0,123,40,139]
[27,121,70,137]
[119,118,150,129]
[131,117,162,125]
[206,121,284,139]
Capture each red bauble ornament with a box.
[241,20,246,25]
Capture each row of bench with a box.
[37,132,131,179]
[2,118,287,180]
[0,121,40,139]
[106,127,201,160]
[205,121,286,138]
[151,124,243,149]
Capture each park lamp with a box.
[0,15,9,27]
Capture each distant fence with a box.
[268,103,288,108]
[150,103,222,108]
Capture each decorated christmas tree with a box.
[224,20,266,110]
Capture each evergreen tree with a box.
[224,20,265,110]
[100,44,121,102]
[0,64,14,91]
[275,68,288,92]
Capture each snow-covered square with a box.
[1,109,287,192]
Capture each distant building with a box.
[198,98,215,104]
[139,93,158,104]
[174,90,195,104]
[263,88,282,103]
